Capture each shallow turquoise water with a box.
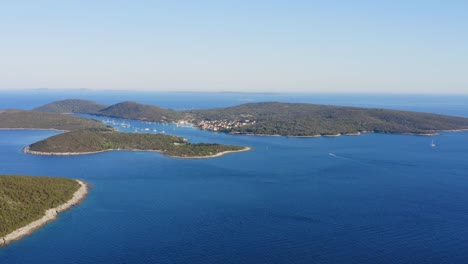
[1,93,468,263]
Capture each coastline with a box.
[22,146,251,159]
[171,146,251,159]
[23,145,118,156]
[226,129,468,138]
[0,180,88,247]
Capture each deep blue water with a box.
[1,92,468,263]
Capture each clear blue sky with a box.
[0,0,467,93]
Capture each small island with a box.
[24,129,250,158]
[0,175,88,247]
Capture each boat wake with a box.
[328,153,370,165]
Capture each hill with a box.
[33,99,107,114]
[188,102,468,136]
[0,110,112,131]
[98,101,183,122]
[26,129,248,158]
[0,175,80,237]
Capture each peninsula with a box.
[34,99,468,136]
[0,175,88,247]
[0,109,111,131]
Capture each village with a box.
[196,119,256,132]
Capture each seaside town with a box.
[196,119,256,132]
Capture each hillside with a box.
[26,129,248,158]
[98,101,183,122]
[0,175,80,237]
[188,102,468,136]
[0,110,112,131]
[33,99,108,114]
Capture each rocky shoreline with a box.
[22,145,251,159]
[23,145,114,156]
[0,180,88,247]
[172,147,251,159]
[235,130,440,138]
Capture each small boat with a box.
[431,140,436,147]
[329,153,336,157]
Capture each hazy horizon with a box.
[1,1,467,94]
[3,88,468,97]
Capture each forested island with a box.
[0,175,87,247]
[34,99,468,136]
[0,109,249,158]
[25,129,248,158]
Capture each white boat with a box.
[431,140,436,147]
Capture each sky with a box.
[0,0,467,93]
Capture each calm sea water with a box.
[1,92,468,264]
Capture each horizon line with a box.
[0,88,467,96]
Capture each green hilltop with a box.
[33,99,108,114]
[97,101,184,122]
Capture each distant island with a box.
[0,110,249,158]
[34,99,468,136]
[0,175,88,247]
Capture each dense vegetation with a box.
[0,110,111,131]
[33,99,468,136]
[28,129,246,157]
[96,101,183,122]
[189,102,468,136]
[33,99,108,114]
[0,175,79,237]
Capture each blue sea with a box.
[1,91,468,264]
